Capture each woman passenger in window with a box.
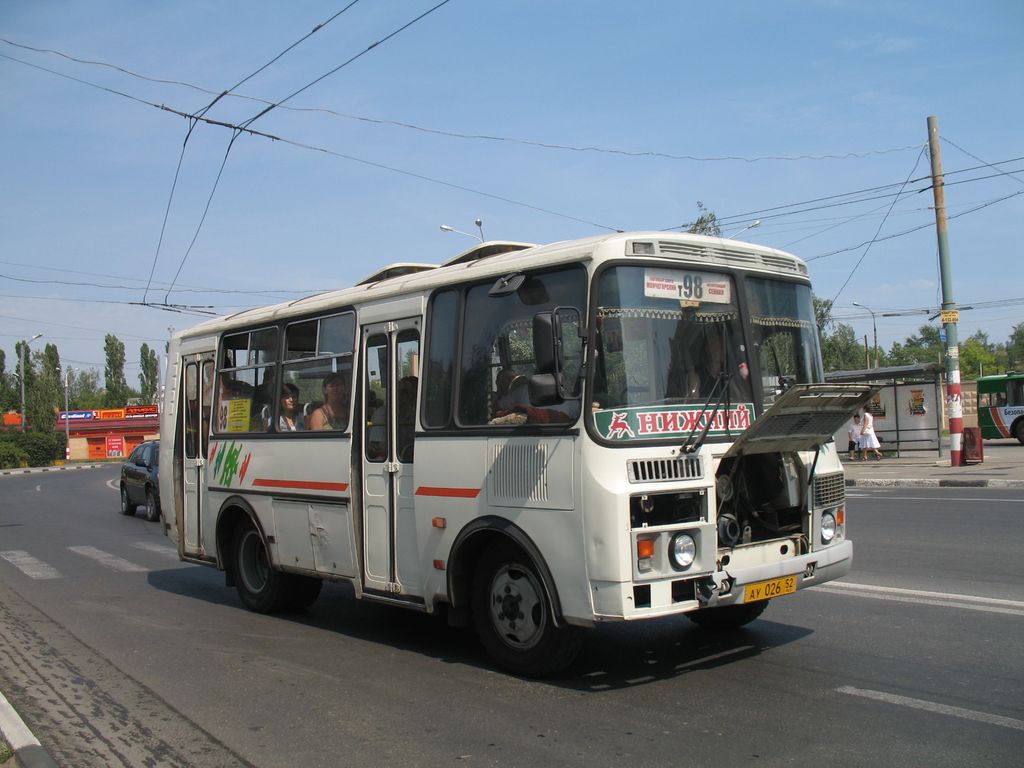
[279,383,303,431]
[308,373,350,430]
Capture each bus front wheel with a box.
[1014,419,1024,445]
[687,600,768,630]
[472,542,581,677]
[232,523,289,613]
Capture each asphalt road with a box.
[0,468,1021,767]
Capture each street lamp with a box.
[440,218,485,242]
[726,219,761,239]
[63,366,77,461]
[19,333,43,432]
[852,301,878,368]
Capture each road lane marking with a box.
[131,541,179,559]
[837,686,1024,731]
[0,551,61,580]
[813,582,1024,617]
[68,545,147,573]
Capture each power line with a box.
[829,146,928,306]
[161,0,457,300]
[0,36,924,165]
[144,3,363,304]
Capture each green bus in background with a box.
[976,372,1024,443]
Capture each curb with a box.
[846,478,1024,488]
[0,464,106,477]
[0,691,58,768]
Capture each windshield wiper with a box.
[681,371,733,454]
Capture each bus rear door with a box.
[360,318,421,599]
[180,354,214,557]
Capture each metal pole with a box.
[64,368,73,461]
[928,115,963,467]
[19,343,26,433]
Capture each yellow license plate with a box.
[744,575,797,603]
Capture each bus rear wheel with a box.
[232,523,289,613]
[687,600,768,630]
[1014,419,1024,445]
[472,542,581,677]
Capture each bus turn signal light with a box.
[637,538,655,560]
[432,517,446,528]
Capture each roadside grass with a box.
[0,734,12,764]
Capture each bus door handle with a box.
[384,461,400,474]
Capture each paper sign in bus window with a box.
[644,269,731,305]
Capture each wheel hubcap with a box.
[489,564,545,649]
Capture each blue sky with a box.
[2,0,1022,384]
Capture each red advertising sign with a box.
[125,404,159,418]
[105,436,125,458]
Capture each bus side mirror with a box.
[529,308,582,406]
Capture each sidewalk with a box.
[841,438,1024,488]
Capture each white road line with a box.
[813,582,1024,617]
[131,541,179,559]
[67,545,147,573]
[0,550,61,580]
[837,686,1024,732]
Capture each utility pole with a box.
[928,115,963,467]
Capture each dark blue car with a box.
[120,439,161,522]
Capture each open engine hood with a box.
[721,383,878,460]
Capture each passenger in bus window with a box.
[279,383,303,431]
[308,373,350,430]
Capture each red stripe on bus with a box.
[415,486,481,499]
[252,478,349,492]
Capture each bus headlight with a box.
[670,533,696,570]
[820,511,837,544]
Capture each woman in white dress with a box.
[859,408,882,461]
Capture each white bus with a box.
[160,231,873,676]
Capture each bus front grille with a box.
[628,456,703,483]
[813,472,845,508]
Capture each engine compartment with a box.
[714,451,807,547]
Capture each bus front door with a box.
[360,319,421,598]
[180,355,213,557]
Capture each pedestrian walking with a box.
[859,408,883,461]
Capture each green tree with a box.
[14,339,39,426]
[139,343,160,403]
[72,369,104,410]
[0,349,18,412]
[686,201,722,237]
[1007,322,1024,371]
[959,332,997,379]
[26,343,62,432]
[886,325,943,367]
[104,334,130,407]
[814,295,867,372]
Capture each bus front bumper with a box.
[587,539,853,622]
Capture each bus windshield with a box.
[590,265,754,442]
[590,266,822,443]
[745,277,823,407]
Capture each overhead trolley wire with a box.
[161,0,456,302]
[1,37,925,165]
[145,2,364,307]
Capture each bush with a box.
[0,431,66,467]
[0,441,28,469]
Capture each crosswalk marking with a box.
[131,541,179,559]
[67,545,147,573]
[0,550,62,580]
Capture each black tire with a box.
[144,487,161,523]
[285,575,323,611]
[1014,419,1024,445]
[472,542,582,677]
[120,485,136,516]
[687,600,769,630]
[231,523,290,613]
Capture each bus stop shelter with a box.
[825,363,945,457]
